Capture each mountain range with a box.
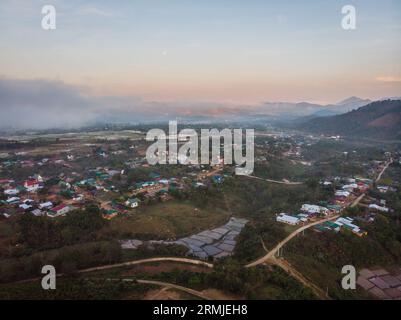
[171,96,374,122]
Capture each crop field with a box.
[107,201,230,239]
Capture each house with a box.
[334,217,366,236]
[125,198,139,208]
[369,204,389,213]
[48,204,73,217]
[342,183,358,191]
[0,179,14,186]
[301,204,330,216]
[73,194,84,202]
[6,197,20,204]
[377,186,389,193]
[19,203,32,211]
[276,213,300,225]
[4,188,19,196]
[103,209,118,220]
[39,201,53,210]
[31,209,44,216]
[24,179,40,192]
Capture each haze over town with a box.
[0,0,400,129]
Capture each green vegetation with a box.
[0,278,152,300]
[141,258,316,300]
[0,240,122,283]
[107,200,229,240]
[285,216,401,299]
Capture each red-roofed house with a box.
[48,204,73,217]
[24,179,40,191]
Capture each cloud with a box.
[376,76,401,83]
[0,78,99,129]
[0,78,237,130]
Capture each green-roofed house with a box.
[125,198,139,208]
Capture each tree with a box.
[17,213,61,249]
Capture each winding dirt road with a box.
[245,214,340,268]
[78,257,213,274]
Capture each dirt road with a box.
[79,257,213,274]
[245,214,340,268]
[136,279,212,300]
[272,258,330,300]
[375,159,392,182]
[244,175,303,185]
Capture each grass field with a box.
[107,200,230,239]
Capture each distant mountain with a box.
[330,96,372,114]
[299,100,401,139]
[204,97,372,122]
[222,97,372,120]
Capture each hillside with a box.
[300,100,401,140]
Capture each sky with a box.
[0,0,400,128]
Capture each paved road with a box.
[244,175,303,185]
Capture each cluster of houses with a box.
[314,216,367,237]
[0,156,75,170]
[330,177,372,204]
[275,176,376,237]
[120,217,248,260]
[1,147,227,220]
[275,167,398,238]
[276,203,334,226]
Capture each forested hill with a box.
[299,100,401,140]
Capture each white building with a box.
[301,204,329,215]
[125,198,139,208]
[276,213,300,225]
[369,204,389,213]
[19,203,32,211]
[335,190,350,197]
[4,188,19,196]
[6,197,20,204]
[39,201,53,210]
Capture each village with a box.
[0,128,400,301]
[0,134,229,221]
[275,173,393,238]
